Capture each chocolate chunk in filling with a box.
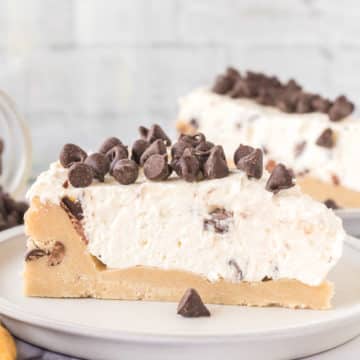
[294,141,307,158]
[112,159,139,185]
[25,248,47,262]
[316,128,335,148]
[47,241,66,266]
[60,144,87,168]
[177,288,210,318]
[84,152,110,182]
[324,199,340,210]
[144,154,171,181]
[204,208,233,234]
[236,148,263,179]
[61,196,84,220]
[228,259,243,281]
[266,164,295,194]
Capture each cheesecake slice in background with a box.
[177,68,357,208]
[24,126,345,310]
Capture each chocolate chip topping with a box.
[177,288,210,318]
[98,137,123,154]
[233,144,254,165]
[140,139,167,166]
[131,139,149,164]
[171,140,193,161]
[204,208,233,234]
[212,74,236,94]
[84,153,110,182]
[146,124,171,146]
[25,248,47,262]
[106,144,129,173]
[266,164,295,194]
[236,148,263,179]
[203,146,229,179]
[68,163,94,188]
[144,154,171,181]
[47,241,65,266]
[61,196,83,220]
[60,144,87,168]
[112,159,139,185]
[316,128,335,148]
[328,95,354,122]
[211,67,355,119]
[324,199,340,210]
[189,118,199,129]
[178,148,200,182]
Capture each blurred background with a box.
[0,0,359,177]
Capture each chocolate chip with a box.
[212,74,235,94]
[178,148,200,182]
[294,141,307,158]
[171,140,193,161]
[228,259,243,281]
[177,288,210,318]
[106,144,129,173]
[195,140,214,167]
[99,137,123,154]
[324,199,340,210]
[230,79,257,98]
[204,208,233,234]
[68,163,94,188]
[226,67,241,79]
[63,180,69,188]
[328,95,354,122]
[47,241,65,266]
[144,154,171,181]
[60,144,87,168]
[140,139,167,166]
[331,173,340,186]
[316,128,335,148]
[296,93,314,113]
[25,248,47,262]
[61,196,83,220]
[139,126,149,140]
[233,144,254,165]
[189,118,199,129]
[112,159,139,185]
[312,96,332,113]
[204,146,229,179]
[236,148,263,179]
[84,153,110,182]
[146,124,171,146]
[131,139,150,164]
[266,164,295,194]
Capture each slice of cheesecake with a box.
[176,68,357,209]
[24,126,345,309]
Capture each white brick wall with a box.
[0,0,360,175]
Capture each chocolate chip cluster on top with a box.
[233,144,295,194]
[212,67,354,121]
[59,124,231,188]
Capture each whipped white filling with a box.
[178,88,360,192]
[27,162,344,286]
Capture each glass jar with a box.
[0,90,31,197]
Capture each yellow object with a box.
[0,324,16,360]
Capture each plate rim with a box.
[1,226,360,344]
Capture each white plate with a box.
[336,209,360,237]
[1,227,360,360]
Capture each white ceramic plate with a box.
[336,209,360,237]
[1,227,360,360]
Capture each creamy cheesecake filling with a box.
[27,162,344,286]
[178,88,360,193]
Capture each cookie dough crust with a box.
[24,198,333,309]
